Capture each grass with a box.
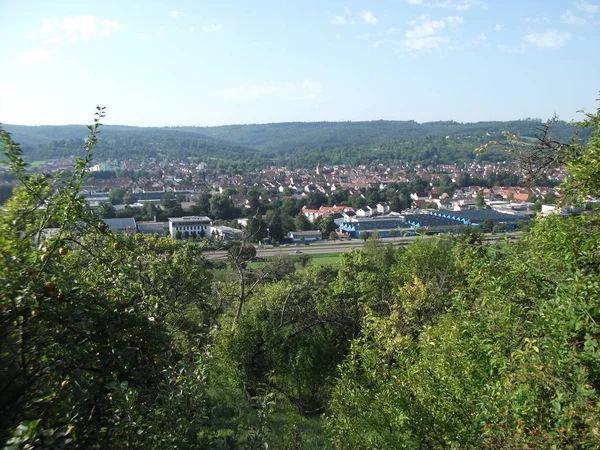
[211,252,343,281]
[303,252,342,267]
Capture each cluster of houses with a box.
[18,156,574,243]
[30,155,559,207]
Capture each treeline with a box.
[4,126,267,168]
[4,118,589,168]
[187,119,582,151]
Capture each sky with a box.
[1,0,599,127]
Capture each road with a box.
[203,232,523,260]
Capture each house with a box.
[169,216,212,239]
[512,192,530,202]
[356,206,374,217]
[172,186,195,194]
[452,198,476,210]
[376,202,390,215]
[301,205,355,222]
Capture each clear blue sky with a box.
[1,0,599,126]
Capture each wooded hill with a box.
[3,119,589,168]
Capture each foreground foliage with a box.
[1,103,599,448]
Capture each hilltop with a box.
[3,119,587,168]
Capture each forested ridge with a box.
[1,104,599,449]
[3,118,589,167]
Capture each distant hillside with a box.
[185,119,580,152]
[2,125,266,167]
[3,119,589,168]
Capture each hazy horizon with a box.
[2,115,581,129]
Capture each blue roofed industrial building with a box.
[338,210,530,238]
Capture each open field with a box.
[301,252,342,267]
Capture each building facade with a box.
[168,216,212,239]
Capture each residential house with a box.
[356,206,373,218]
[301,205,355,222]
[376,202,390,215]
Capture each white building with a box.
[169,216,212,239]
[376,202,390,215]
[356,206,374,217]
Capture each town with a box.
[2,155,572,244]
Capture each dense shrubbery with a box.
[1,104,599,448]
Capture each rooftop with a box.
[168,216,212,224]
[103,218,137,233]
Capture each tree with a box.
[294,214,313,231]
[191,192,211,216]
[327,103,600,449]
[123,191,137,205]
[365,187,380,205]
[456,172,472,188]
[363,234,395,271]
[475,190,486,209]
[108,187,126,205]
[390,195,404,213]
[160,192,184,217]
[492,223,506,233]
[349,195,367,210]
[246,215,268,243]
[216,266,345,416]
[305,191,328,209]
[210,194,238,220]
[97,201,116,218]
[561,105,600,200]
[481,218,494,233]
[280,198,300,217]
[268,209,285,243]
[329,231,338,241]
[320,215,338,238]
[224,241,260,331]
[0,111,223,448]
[280,214,296,235]
[359,231,371,242]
